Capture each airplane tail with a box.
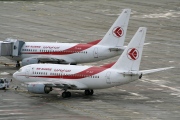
[111,27,146,71]
[97,9,131,47]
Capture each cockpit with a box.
[18,68,23,72]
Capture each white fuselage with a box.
[13,64,138,90]
[7,41,122,64]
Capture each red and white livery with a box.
[13,27,173,98]
[6,9,131,67]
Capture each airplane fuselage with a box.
[6,41,122,64]
[14,64,138,90]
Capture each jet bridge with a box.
[0,38,25,57]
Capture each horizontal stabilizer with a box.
[108,47,125,51]
[108,42,149,53]
[118,71,139,76]
[144,43,150,45]
[140,67,174,75]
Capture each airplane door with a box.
[25,67,30,78]
[105,71,111,84]
[93,48,98,58]
[49,49,52,55]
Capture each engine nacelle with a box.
[22,58,39,66]
[27,84,52,94]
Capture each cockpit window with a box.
[18,68,22,72]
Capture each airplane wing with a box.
[26,79,87,90]
[21,56,68,66]
[35,56,66,63]
[140,67,174,75]
[117,67,174,76]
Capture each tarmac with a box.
[0,0,180,120]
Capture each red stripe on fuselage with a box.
[87,39,101,45]
[25,64,112,79]
[100,62,116,68]
[23,40,101,55]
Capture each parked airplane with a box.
[13,27,173,98]
[5,9,131,67]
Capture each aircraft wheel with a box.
[62,92,67,98]
[62,91,71,98]
[67,91,71,97]
[84,90,90,95]
[85,90,94,95]
[89,90,94,95]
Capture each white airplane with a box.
[5,9,131,67]
[13,27,173,98]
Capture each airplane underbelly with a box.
[74,52,119,63]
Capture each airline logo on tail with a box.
[127,48,139,60]
[112,27,124,38]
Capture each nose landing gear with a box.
[61,89,94,98]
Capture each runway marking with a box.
[84,16,92,20]
[170,93,180,97]
[52,101,113,120]
[3,99,19,101]
[127,92,149,100]
[95,9,110,12]
[133,112,140,114]
[0,109,26,112]
[0,105,18,108]
[133,10,180,19]
[0,72,10,75]
[3,2,14,4]
[9,112,27,115]
[118,89,126,91]
[148,88,163,91]
[106,14,120,16]
[146,100,164,103]
[140,78,180,98]
[152,41,180,47]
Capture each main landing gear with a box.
[62,91,71,98]
[16,61,20,68]
[61,89,94,98]
[84,89,94,96]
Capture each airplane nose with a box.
[13,72,17,79]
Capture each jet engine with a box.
[27,84,52,94]
[22,58,39,66]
